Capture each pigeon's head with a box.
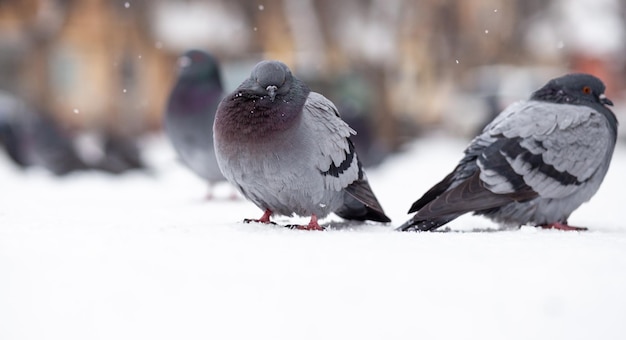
[531,73,613,108]
[177,50,221,82]
[249,60,294,102]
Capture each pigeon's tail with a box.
[335,198,391,223]
[396,215,457,232]
[337,181,391,223]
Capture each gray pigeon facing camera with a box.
[397,73,618,232]
[165,50,225,195]
[214,60,391,230]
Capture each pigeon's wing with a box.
[303,92,390,222]
[483,100,612,198]
[302,92,359,191]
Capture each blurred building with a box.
[0,0,624,148]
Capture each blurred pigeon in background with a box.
[214,60,391,230]
[90,131,146,175]
[164,50,225,197]
[0,91,87,176]
[398,73,618,232]
[0,108,24,167]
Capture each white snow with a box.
[1,135,626,340]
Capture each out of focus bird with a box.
[397,73,618,232]
[164,50,225,196]
[213,60,391,230]
[93,131,146,174]
[0,111,24,167]
[0,92,87,176]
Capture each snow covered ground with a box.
[1,135,626,340]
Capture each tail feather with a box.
[337,181,391,223]
[335,198,391,222]
[396,215,457,232]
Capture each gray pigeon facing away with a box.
[213,60,391,230]
[164,50,225,195]
[397,73,618,232]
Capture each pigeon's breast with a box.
[214,121,342,217]
[214,91,307,140]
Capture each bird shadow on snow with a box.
[324,217,511,233]
[427,226,513,233]
[234,215,598,233]
[238,219,391,232]
[239,219,587,233]
[401,225,609,234]
[323,220,392,231]
[227,219,606,234]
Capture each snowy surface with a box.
[1,135,626,340]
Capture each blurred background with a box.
[1,0,625,174]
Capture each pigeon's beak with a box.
[266,85,277,102]
[600,93,614,106]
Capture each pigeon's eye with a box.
[582,86,592,94]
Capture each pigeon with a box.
[397,73,618,232]
[213,60,391,230]
[164,50,225,195]
[0,92,87,176]
[0,113,25,167]
[26,111,88,175]
[91,131,146,174]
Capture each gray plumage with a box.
[164,50,225,185]
[213,60,390,228]
[0,91,87,176]
[398,73,618,232]
[91,131,146,174]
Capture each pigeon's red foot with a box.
[287,215,325,231]
[244,209,276,224]
[539,222,588,231]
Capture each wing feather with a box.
[485,101,610,198]
[302,92,360,192]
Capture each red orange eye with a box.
[582,86,592,94]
